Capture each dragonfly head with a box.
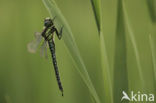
[44,17,53,27]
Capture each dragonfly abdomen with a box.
[48,40,64,96]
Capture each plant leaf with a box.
[90,0,113,102]
[146,0,156,22]
[113,0,128,102]
[90,0,102,33]
[149,34,156,83]
[122,0,145,87]
[100,34,113,103]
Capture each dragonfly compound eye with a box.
[44,18,53,27]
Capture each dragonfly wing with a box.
[40,40,48,59]
[27,32,43,53]
[34,32,41,39]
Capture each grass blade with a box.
[90,0,102,33]
[122,1,145,87]
[149,34,156,83]
[113,0,128,102]
[146,0,156,22]
[90,0,113,102]
[42,0,101,102]
[100,34,113,103]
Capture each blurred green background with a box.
[0,0,155,103]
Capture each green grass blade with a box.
[90,0,113,102]
[42,0,101,102]
[100,34,113,103]
[149,34,156,83]
[122,1,145,87]
[90,0,102,33]
[113,0,128,102]
[146,0,156,22]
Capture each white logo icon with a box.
[121,91,130,101]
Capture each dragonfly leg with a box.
[54,26,63,40]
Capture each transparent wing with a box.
[40,40,48,59]
[27,32,43,53]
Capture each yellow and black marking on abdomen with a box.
[48,40,64,96]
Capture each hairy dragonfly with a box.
[27,17,64,96]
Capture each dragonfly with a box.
[27,17,64,96]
